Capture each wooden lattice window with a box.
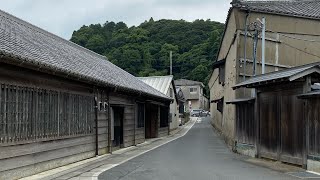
[0,84,94,144]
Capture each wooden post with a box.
[134,103,137,146]
[168,105,170,136]
[94,95,99,156]
[277,92,281,161]
[107,91,112,154]
[302,76,311,169]
[254,89,260,158]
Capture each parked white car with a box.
[190,109,202,117]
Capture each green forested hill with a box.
[70,18,224,95]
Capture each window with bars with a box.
[137,103,145,128]
[0,84,95,144]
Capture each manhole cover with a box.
[287,171,320,179]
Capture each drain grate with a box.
[287,171,320,179]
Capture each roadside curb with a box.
[20,118,196,180]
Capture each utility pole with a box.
[170,51,172,75]
[243,13,249,82]
[261,17,266,74]
[253,28,258,76]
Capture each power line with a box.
[266,29,320,43]
[281,41,320,59]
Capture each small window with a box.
[137,103,145,128]
[217,98,224,113]
[190,87,197,93]
[219,65,225,85]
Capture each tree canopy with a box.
[70,18,224,96]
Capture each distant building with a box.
[175,79,209,111]
[138,75,181,130]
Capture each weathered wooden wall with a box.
[135,103,145,145]
[109,93,137,148]
[0,63,100,179]
[236,103,255,145]
[307,98,320,159]
[0,61,170,179]
[258,86,304,165]
[96,90,109,155]
[159,106,169,138]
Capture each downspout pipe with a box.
[261,17,266,74]
[243,12,249,82]
[94,96,99,156]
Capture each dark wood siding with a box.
[109,94,136,148]
[236,103,255,145]
[0,64,103,179]
[258,88,304,165]
[259,91,278,160]
[145,104,158,138]
[279,89,303,165]
[0,62,169,179]
[307,98,320,157]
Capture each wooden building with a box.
[232,62,320,171]
[0,10,171,179]
[138,75,181,131]
[209,0,320,147]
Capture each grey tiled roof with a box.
[234,0,320,20]
[233,62,320,89]
[0,10,170,101]
[175,79,204,87]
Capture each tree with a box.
[86,35,106,54]
[70,18,225,96]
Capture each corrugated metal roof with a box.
[233,62,320,89]
[138,75,173,95]
[234,0,320,20]
[0,9,170,101]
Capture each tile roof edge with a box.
[0,9,108,61]
[0,50,172,101]
[233,62,320,89]
[234,0,320,20]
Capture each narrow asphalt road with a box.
[98,117,297,180]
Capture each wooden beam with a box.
[302,76,311,169]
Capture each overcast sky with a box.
[1,0,231,40]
